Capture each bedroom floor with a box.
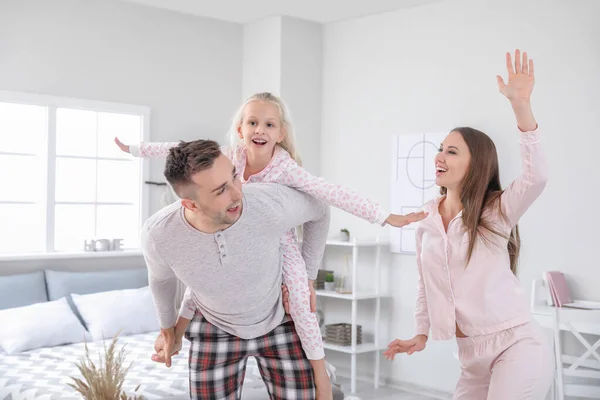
[237,375,444,400]
[335,376,443,400]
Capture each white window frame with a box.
[0,90,150,259]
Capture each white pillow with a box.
[0,297,89,354]
[71,286,159,341]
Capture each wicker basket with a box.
[325,323,362,346]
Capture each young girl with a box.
[116,92,426,398]
[383,50,553,399]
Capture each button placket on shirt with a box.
[215,231,228,263]
[443,224,458,329]
[432,209,461,337]
[445,242,455,327]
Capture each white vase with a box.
[324,282,335,291]
[340,232,349,242]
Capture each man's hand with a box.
[152,327,182,367]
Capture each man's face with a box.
[186,154,243,227]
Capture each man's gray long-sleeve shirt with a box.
[141,183,330,338]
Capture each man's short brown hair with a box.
[164,139,222,198]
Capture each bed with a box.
[0,332,313,400]
[0,332,190,399]
[0,268,344,400]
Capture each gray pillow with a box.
[45,268,149,330]
[0,271,48,310]
[45,268,149,300]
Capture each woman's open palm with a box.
[497,49,534,102]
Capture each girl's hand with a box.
[385,211,428,228]
[114,137,130,154]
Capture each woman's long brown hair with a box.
[440,127,520,274]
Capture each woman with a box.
[384,49,553,399]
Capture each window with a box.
[0,92,149,255]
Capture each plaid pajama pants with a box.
[184,312,316,400]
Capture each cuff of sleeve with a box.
[158,309,178,329]
[306,267,318,281]
[415,324,430,337]
[305,346,326,360]
[376,208,390,226]
[129,143,141,157]
[178,303,196,320]
[518,126,541,145]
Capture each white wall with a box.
[280,16,323,174]
[0,0,243,215]
[242,16,323,174]
[321,0,600,393]
[243,16,282,97]
[0,0,241,271]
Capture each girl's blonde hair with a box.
[227,92,302,165]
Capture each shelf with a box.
[0,249,143,261]
[316,290,382,300]
[323,342,385,354]
[318,235,384,394]
[325,239,386,247]
[300,238,386,247]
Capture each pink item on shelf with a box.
[545,271,572,307]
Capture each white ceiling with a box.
[119,0,444,24]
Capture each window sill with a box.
[0,249,143,262]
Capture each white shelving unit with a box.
[317,237,386,396]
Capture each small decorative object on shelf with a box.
[336,254,353,294]
[315,269,333,290]
[84,238,124,252]
[112,239,124,251]
[324,272,335,291]
[339,228,350,242]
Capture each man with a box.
[141,139,330,399]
